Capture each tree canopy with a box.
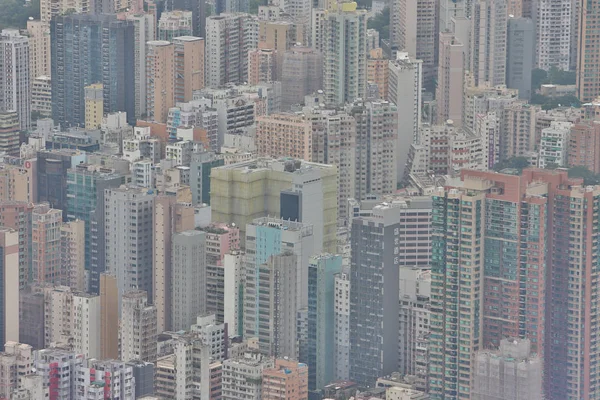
[529,94,581,110]
[0,0,39,30]
[493,157,531,173]
[367,6,389,41]
[531,66,577,90]
[568,166,600,186]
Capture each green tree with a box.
[0,0,40,30]
[367,6,389,40]
[568,166,600,186]
[493,156,531,173]
[531,68,548,90]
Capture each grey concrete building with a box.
[506,17,534,100]
[349,203,403,385]
[473,338,543,400]
[171,230,207,331]
[104,186,155,312]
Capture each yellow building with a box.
[85,83,103,129]
[210,158,338,252]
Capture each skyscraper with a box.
[26,20,50,80]
[437,34,464,127]
[534,0,572,71]
[157,10,193,41]
[146,40,174,123]
[506,17,534,100]
[0,112,20,157]
[281,46,323,110]
[470,0,507,87]
[120,290,157,363]
[171,230,207,331]
[388,52,423,180]
[323,2,367,106]
[66,163,123,294]
[104,186,155,312]
[576,0,600,102]
[51,14,135,127]
[127,13,155,120]
[0,228,19,346]
[0,30,30,130]
[31,204,63,285]
[173,36,204,103]
[205,14,258,87]
[349,203,403,385]
[306,254,342,391]
[389,0,437,87]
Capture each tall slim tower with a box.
[146,41,174,123]
[127,13,155,120]
[576,0,600,102]
[173,36,204,103]
[349,203,403,385]
[323,3,367,106]
[104,186,155,313]
[534,0,572,71]
[0,228,19,346]
[388,53,423,180]
[171,231,207,331]
[470,0,507,87]
[0,30,30,130]
[389,0,437,88]
[437,33,464,127]
[120,290,157,363]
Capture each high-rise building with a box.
[347,100,398,197]
[576,0,600,101]
[171,230,207,331]
[281,46,322,110]
[429,170,553,399]
[210,158,337,251]
[31,204,63,285]
[157,10,193,41]
[40,0,91,22]
[72,292,101,358]
[190,151,224,206]
[0,228,19,346]
[51,14,135,127]
[0,30,30,130]
[205,13,258,87]
[501,101,537,160]
[349,203,404,385]
[0,342,33,399]
[75,359,136,399]
[439,0,471,33]
[473,338,542,400]
[256,113,313,160]
[173,36,204,104]
[26,20,51,80]
[244,218,314,354]
[66,163,124,294]
[388,53,423,180]
[18,288,44,350]
[153,196,195,332]
[31,76,52,119]
[323,3,367,106]
[538,120,572,168]
[389,0,437,87]
[568,122,600,173]
[534,0,572,71]
[120,290,157,363]
[262,358,309,400]
[146,40,174,124]
[0,112,20,157]
[398,267,431,393]
[127,13,155,120]
[222,351,273,400]
[104,186,155,311]
[33,348,83,400]
[367,48,388,100]
[470,0,507,87]
[506,17,534,100]
[437,33,464,127]
[247,47,277,85]
[60,220,85,292]
[84,83,103,129]
[100,273,119,360]
[333,271,350,381]
[305,254,341,391]
[0,201,33,288]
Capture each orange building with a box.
[262,359,308,400]
[367,48,388,100]
[255,114,312,161]
[568,122,600,173]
